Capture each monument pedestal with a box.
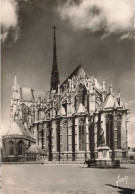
[85,129,120,168]
[96,145,112,167]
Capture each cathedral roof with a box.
[60,65,86,88]
[25,144,47,155]
[4,120,35,141]
[20,87,34,101]
[20,87,49,102]
[100,93,126,110]
[6,121,23,136]
[33,89,49,101]
[104,94,119,108]
[60,65,102,95]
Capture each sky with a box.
[1,0,135,147]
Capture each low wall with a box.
[2,160,85,164]
[121,160,135,164]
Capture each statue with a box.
[100,128,105,145]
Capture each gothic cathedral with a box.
[2,27,128,162]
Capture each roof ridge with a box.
[20,86,49,93]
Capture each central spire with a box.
[50,25,59,92]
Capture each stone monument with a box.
[96,127,112,167]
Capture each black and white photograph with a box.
[1,0,135,193]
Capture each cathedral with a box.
[2,27,128,162]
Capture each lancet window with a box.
[79,118,85,151]
[18,140,24,155]
[106,114,113,149]
[117,113,122,149]
[21,103,27,122]
[9,141,14,155]
[63,120,68,151]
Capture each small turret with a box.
[12,74,20,100]
[89,77,96,113]
[92,76,95,87]
[117,89,121,105]
[102,78,106,92]
[90,77,95,93]
[58,84,60,95]
[11,75,20,120]
[13,74,17,91]
[102,78,106,102]
[109,83,113,94]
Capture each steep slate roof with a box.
[5,120,34,141]
[60,65,101,94]
[20,87,34,101]
[33,89,48,101]
[104,94,119,108]
[100,93,126,110]
[20,87,49,102]
[6,121,23,136]
[15,120,33,138]
[25,144,47,155]
[60,65,86,88]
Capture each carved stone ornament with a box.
[79,117,84,125]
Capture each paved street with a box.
[1,164,135,194]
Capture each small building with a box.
[2,120,35,162]
[25,144,47,161]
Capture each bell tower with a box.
[50,25,59,92]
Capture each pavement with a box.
[1,164,135,194]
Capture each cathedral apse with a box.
[2,27,128,162]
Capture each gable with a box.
[102,93,119,109]
[5,120,34,140]
[60,65,86,88]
